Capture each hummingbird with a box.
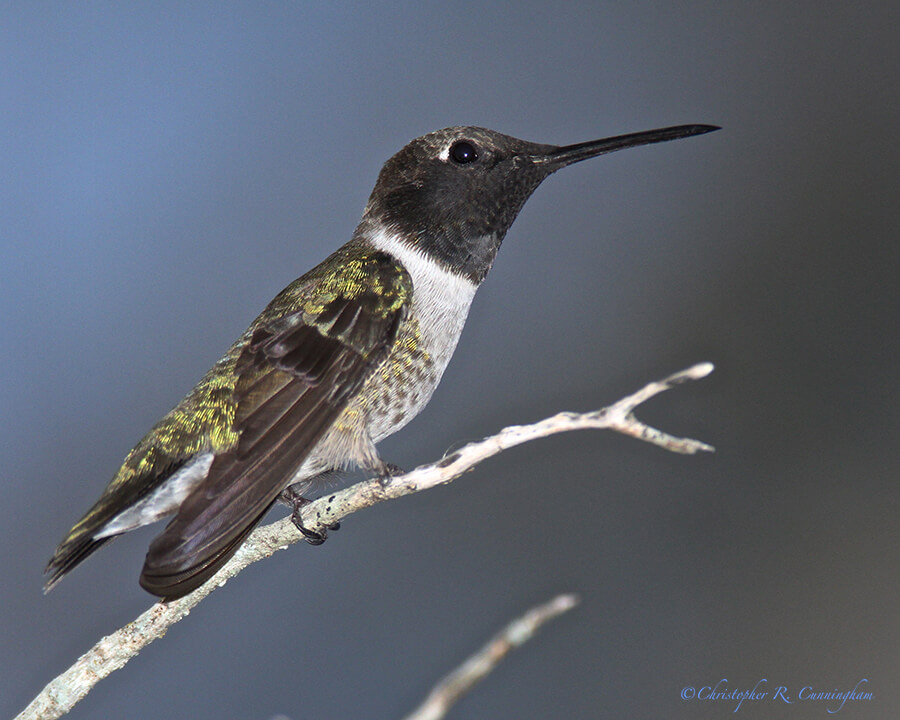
[45,123,718,599]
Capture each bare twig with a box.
[16,363,713,720]
[402,593,580,720]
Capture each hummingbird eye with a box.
[449,140,479,165]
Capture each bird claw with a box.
[281,487,340,546]
[377,462,406,486]
[298,524,327,545]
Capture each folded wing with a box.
[140,250,410,598]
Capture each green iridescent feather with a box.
[48,241,411,585]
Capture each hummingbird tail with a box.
[44,534,116,593]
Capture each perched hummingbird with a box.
[46,123,718,599]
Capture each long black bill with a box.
[533,124,720,169]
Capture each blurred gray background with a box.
[3,3,898,719]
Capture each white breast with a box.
[364,226,479,441]
[369,225,478,373]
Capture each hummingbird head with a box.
[360,124,718,283]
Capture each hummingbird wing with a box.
[139,249,411,598]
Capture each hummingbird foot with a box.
[281,486,340,545]
[376,462,406,487]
